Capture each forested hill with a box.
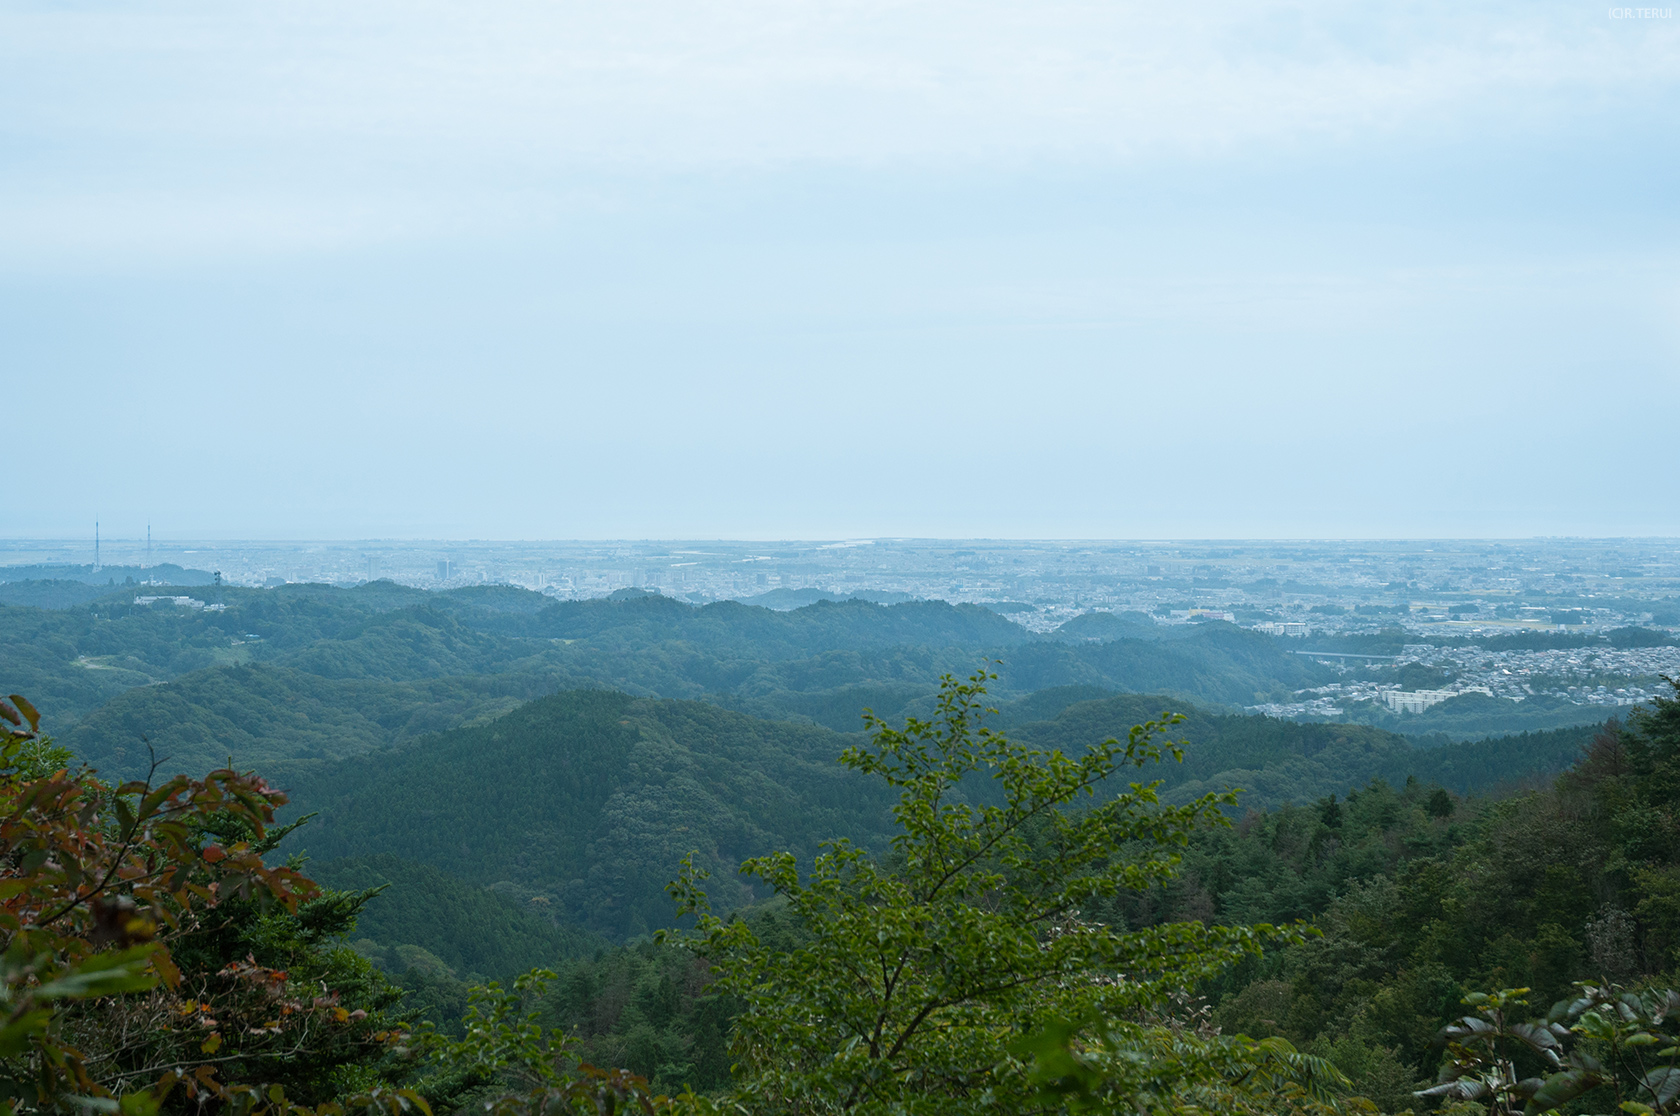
[492,591,1035,653]
[279,686,1602,941]
[282,691,901,939]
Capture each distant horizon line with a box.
[4,535,1680,549]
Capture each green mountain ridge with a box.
[26,585,1356,778]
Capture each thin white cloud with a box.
[4,0,1678,538]
[2,0,1676,259]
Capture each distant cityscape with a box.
[4,536,1677,722]
[1250,639,1680,721]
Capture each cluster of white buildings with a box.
[1167,608,1237,624]
[133,595,226,612]
[1381,686,1494,714]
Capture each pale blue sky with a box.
[4,0,1677,539]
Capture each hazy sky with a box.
[5,0,1677,539]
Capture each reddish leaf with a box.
[7,695,40,731]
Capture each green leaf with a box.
[1642,1066,1680,1108]
[116,1092,162,1116]
[0,1008,55,1058]
[34,946,160,1001]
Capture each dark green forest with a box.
[7,577,1680,1113]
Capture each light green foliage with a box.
[665,671,1327,1113]
[427,971,572,1088]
